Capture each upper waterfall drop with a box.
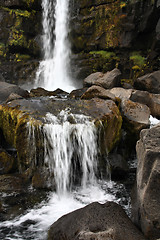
[35,0,76,92]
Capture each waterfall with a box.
[43,110,98,194]
[35,0,76,92]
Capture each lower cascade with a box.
[0,110,128,240]
[43,110,98,194]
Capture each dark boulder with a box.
[132,124,160,239]
[68,88,88,99]
[30,87,68,98]
[48,201,147,240]
[0,82,29,103]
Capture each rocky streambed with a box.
[0,68,160,239]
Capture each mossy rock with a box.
[0,150,16,174]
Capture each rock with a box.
[81,85,116,101]
[132,124,160,239]
[134,70,160,94]
[68,88,88,99]
[121,99,150,138]
[0,174,28,192]
[83,72,103,87]
[48,201,146,240]
[0,149,15,174]
[0,73,5,82]
[5,93,23,103]
[0,82,29,103]
[110,87,133,101]
[130,89,160,118]
[30,87,68,98]
[0,98,122,183]
[108,153,129,180]
[83,68,121,89]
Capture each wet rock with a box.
[81,85,116,101]
[132,124,160,239]
[0,174,28,192]
[32,170,55,190]
[48,201,146,240]
[134,70,160,94]
[108,153,129,180]
[0,97,122,182]
[0,82,29,103]
[83,68,121,89]
[121,99,150,139]
[0,149,15,174]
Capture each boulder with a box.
[130,89,160,118]
[83,68,121,89]
[48,201,147,240]
[110,87,133,101]
[132,124,160,239]
[81,85,116,101]
[134,70,160,94]
[0,82,29,103]
[121,99,150,139]
[0,149,15,174]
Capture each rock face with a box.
[70,0,160,80]
[48,201,147,240]
[132,124,160,239]
[0,0,41,85]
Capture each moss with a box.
[130,52,145,67]
[1,7,34,18]
[90,51,116,60]
[15,54,31,62]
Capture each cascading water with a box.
[43,111,98,194]
[35,0,76,92]
[0,110,129,240]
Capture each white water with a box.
[43,111,98,194]
[35,0,76,92]
[0,111,130,240]
[149,115,160,127]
